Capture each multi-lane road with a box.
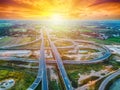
[46,31,73,90]
[40,31,48,90]
[0,29,112,90]
[27,29,72,90]
[27,31,48,90]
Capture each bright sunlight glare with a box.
[50,14,64,25]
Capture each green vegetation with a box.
[65,64,104,74]
[50,25,92,39]
[58,49,76,60]
[64,55,120,89]
[104,55,120,69]
[0,37,11,42]
[80,76,99,86]
[88,37,120,45]
[78,28,92,32]
[93,74,120,90]
[105,75,120,90]
[79,48,99,53]
[65,64,104,88]
[0,23,12,27]
[94,77,106,90]
[61,55,75,60]
[19,37,32,44]
[0,37,12,47]
[54,40,73,47]
[80,55,96,61]
[50,25,120,45]
[49,80,62,90]
[12,28,27,32]
[48,66,63,90]
[0,65,36,90]
[35,82,41,90]
[0,36,37,48]
[51,66,66,90]
[9,40,41,49]
[58,49,71,55]
[68,70,79,88]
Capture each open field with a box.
[0,20,120,90]
[0,65,36,90]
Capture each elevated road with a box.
[0,30,111,90]
[99,70,120,90]
[0,46,74,50]
[0,57,111,65]
[0,44,111,64]
[27,31,48,90]
[0,41,111,65]
[40,31,48,90]
[47,31,73,90]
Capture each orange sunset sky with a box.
[0,0,120,20]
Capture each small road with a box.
[99,70,120,90]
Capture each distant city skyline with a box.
[0,0,120,20]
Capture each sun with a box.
[50,14,64,24]
[51,14,63,21]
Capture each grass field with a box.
[0,37,13,47]
[0,36,36,47]
[54,41,73,47]
[0,65,36,90]
[88,37,120,45]
[65,64,105,88]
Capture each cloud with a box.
[90,0,120,6]
[0,0,120,19]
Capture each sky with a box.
[0,0,120,20]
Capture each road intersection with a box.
[0,29,111,90]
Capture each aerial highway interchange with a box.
[0,27,120,90]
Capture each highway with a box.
[99,70,120,90]
[0,29,111,90]
[46,31,73,90]
[40,31,48,90]
[0,57,111,65]
[0,39,111,65]
[0,46,74,50]
[27,31,48,90]
[0,42,111,65]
